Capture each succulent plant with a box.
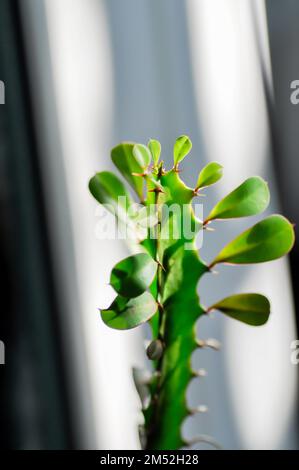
[89,136,294,450]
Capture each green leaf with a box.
[89,171,133,221]
[148,139,161,166]
[111,143,144,199]
[208,293,270,326]
[196,162,223,190]
[206,176,270,222]
[101,292,157,330]
[133,144,152,169]
[173,135,192,166]
[211,214,295,267]
[110,253,157,298]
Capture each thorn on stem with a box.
[193,189,206,197]
[132,171,148,177]
[149,187,165,194]
[183,435,222,450]
[192,368,207,378]
[197,338,221,350]
[157,260,166,272]
[205,338,221,350]
[205,306,215,315]
[138,425,147,449]
[152,371,162,380]
[208,264,218,274]
[189,405,209,415]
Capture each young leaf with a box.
[110,253,157,298]
[101,292,157,330]
[148,139,161,166]
[89,171,133,221]
[206,176,270,222]
[208,293,270,326]
[196,162,223,190]
[173,135,192,166]
[111,143,144,199]
[210,214,295,267]
[133,144,152,169]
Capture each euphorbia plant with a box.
[89,136,294,450]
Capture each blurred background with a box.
[0,0,299,450]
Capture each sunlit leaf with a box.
[89,171,133,221]
[211,214,295,267]
[111,143,144,199]
[173,135,192,166]
[101,292,157,330]
[148,139,161,166]
[133,144,152,169]
[196,162,223,190]
[206,177,270,222]
[110,253,157,298]
[208,293,270,326]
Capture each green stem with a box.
[154,190,164,362]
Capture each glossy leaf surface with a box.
[173,135,192,166]
[89,171,133,221]
[211,215,294,266]
[133,144,152,169]
[101,292,157,330]
[209,293,270,326]
[206,176,269,222]
[196,162,223,190]
[111,143,144,199]
[110,253,157,298]
[148,139,161,166]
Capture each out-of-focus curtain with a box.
[19,0,298,449]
